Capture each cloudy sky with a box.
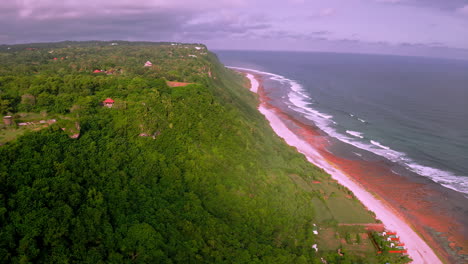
[2,0,468,59]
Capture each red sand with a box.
[242,70,467,263]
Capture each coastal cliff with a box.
[1,42,410,263]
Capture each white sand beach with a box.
[245,72,442,264]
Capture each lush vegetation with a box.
[0,41,409,263]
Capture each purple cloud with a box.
[0,0,466,60]
[457,5,468,15]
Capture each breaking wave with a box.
[370,140,391,150]
[346,130,364,139]
[228,66,468,195]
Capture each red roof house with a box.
[103,98,115,108]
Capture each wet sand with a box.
[237,69,468,263]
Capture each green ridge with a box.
[0,41,410,263]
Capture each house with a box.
[93,69,102,73]
[103,98,115,108]
[3,116,13,126]
[144,61,152,67]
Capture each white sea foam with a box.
[243,67,443,263]
[245,73,258,93]
[406,163,468,194]
[288,94,333,119]
[231,66,468,196]
[348,113,368,124]
[370,140,390,150]
[346,130,364,139]
[256,103,442,264]
[227,66,285,80]
[287,82,468,195]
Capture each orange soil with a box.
[166,81,192,87]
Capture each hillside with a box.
[0,41,409,263]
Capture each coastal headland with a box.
[237,69,467,264]
[2,42,413,263]
[1,41,465,263]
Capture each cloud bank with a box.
[1,0,468,59]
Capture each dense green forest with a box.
[0,41,410,263]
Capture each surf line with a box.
[235,67,442,264]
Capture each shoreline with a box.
[238,69,445,263]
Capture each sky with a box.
[2,0,468,59]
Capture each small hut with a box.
[144,61,152,67]
[103,98,115,108]
[3,116,13,126]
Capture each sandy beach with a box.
[240,70,453,264]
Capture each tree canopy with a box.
[0,41,409,264]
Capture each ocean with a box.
[216,50,468,196]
